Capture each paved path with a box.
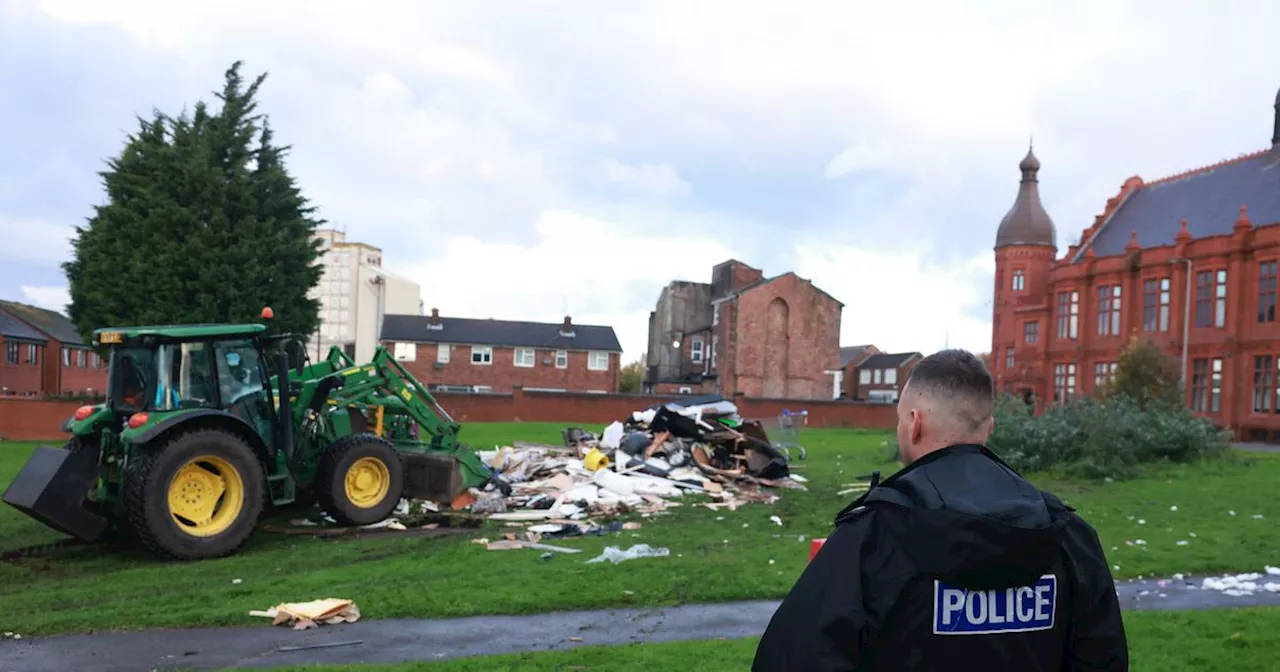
[4,575,1280,671]
[1234,442,1280,453]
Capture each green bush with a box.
[987,394,1231,480]
[881,394,1232,480]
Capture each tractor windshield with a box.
[108,343,218,413]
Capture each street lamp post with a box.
[1171,257,1193,389]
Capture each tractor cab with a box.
[94,323,279,440]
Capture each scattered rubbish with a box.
[251,598,360,630]
[585,544,671,564]
[232,578,243,585]
[279,399,809,540]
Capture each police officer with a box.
[752,349,1128,671]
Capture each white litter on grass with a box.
[1199,569,1280,596]
[1176,540,1189,546]
[585,544,671,565]
[1137,519,1146,525]
[770,515,784,526]
[1229,510,1236,516]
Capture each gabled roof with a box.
[0,300,83,345]
[839,345,875,368]
[0,312,47,342]
[859,352,921,369]
[709,272,845,308]
[382,315,623,352]
[1079,148,1280,258]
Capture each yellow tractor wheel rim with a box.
[345,456,391,508]
[167,455,245,537]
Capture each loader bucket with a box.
[399,452,464,503]
[2,445,109,541]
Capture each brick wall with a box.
[59,347,108,394]
[730,273,842,400]
[0,338,44,396]
[0,388,897,441]
[390,341,619,394]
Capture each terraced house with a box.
[0,300,106,397]
[381,310,623,394]
[991,85,1280,441]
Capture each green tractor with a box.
[2,311,510,560]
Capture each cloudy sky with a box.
[2,0,1277,360]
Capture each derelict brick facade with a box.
[0,392,898,441]
[723,273,842,399]
[646,260,843,400]
[389,341,620,394]
[992,93,1280,440]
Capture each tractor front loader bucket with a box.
[2,445,108,541]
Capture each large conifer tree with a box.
[64,61,323,339]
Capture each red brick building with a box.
[381,310,622,394]
[992,86,1280,440]
[644,259,843,399]
[0,301,105,397]
[844,351,922,403]
[831,344,878,399]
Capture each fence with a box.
[0,386,898,441]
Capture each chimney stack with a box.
[561,315,575,337]
[429,307,440,326]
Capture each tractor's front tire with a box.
[124,429,266,561]
[316,434,404,526]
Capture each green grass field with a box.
[249,605,1280,672]
[1,422,1278,638]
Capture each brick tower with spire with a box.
[991,145,1058,403]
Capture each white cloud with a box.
[11,0,1280,365]
[596,159,691,197]
[0,217,76,265]
[795,244,995,356]
[20,285,71,313]
[391,209,737,359]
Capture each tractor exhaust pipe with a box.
[275,350,295,463]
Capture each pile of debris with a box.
[455,395,807,524]
[283,395,807,533]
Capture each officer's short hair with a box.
[904,349,994,430]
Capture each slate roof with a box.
[858,352,921,369]
[0,300,83,345]
[1080,148,1280,258]
[839,345,875,368]
[0,312,47,342]
[382,314,623,352]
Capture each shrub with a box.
[987,394,1231,480]
[881,394,1231,481]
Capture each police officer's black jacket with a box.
[752,443,1128,671]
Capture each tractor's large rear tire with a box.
[316,433,404,526]
[124,429,266,561]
